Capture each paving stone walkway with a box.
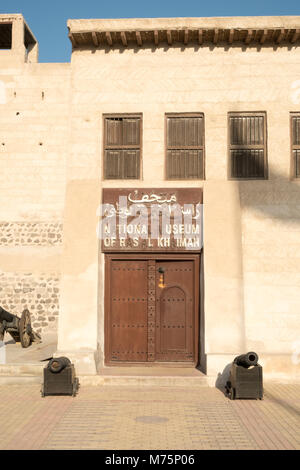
[0,383,299,450]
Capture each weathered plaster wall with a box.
[0,45,70,334]
[58,36,300,379]
[240,181,300,380]
[1,15,299,380]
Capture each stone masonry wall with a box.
[0,222,63,335]
[0,272,60,335]
[0,222,63,246]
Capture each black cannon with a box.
[41,356,79,397]
[225,351,263,400]
[0,306,41,348]
[234,351,259,368]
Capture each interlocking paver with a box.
[0,383,299,450]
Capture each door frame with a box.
[104,252,200,366]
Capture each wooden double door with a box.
[105,254,199,365]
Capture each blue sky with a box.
[1,0,300,62]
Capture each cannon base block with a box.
[41,364,79,397]
[226,363,263,400]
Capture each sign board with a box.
[99,188,203,252]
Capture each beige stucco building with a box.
[1,13,300,383]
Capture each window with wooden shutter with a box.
[104,114,141,179]
[229,112,267,179]
[166,114,204,179]
[291,113,300,178]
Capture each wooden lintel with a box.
[167,30,172,45]
[276,28,285,44]
[184,29,189,45]
[136,31,142,46]
[245,29,253,44]
[68,33,76,47]
[105,31,112,46]
[198,29,203,45]
[228,29,234,44]
[260,29,268,44]
[68,26,299,49]
[291,29,300,43]
[121,31,127,47]
[92,32,99,46]
[213,28,218,44]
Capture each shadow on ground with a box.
[215,363,232,395]
[2,332,57,364]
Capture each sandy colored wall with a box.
[0,54,70,334]
[56,41,300,380]
[2,15,299,379]
[240,181,300,380]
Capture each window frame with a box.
[165,112,205,180]
[290,112,300,179]
[227,111,268,180]
[103,113,143,180]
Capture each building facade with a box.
[1,14,300,381]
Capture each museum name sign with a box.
[97,188,203,252]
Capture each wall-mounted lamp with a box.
[158,267,166,288]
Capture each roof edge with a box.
[67,16,300,32]
[67,17,300,49]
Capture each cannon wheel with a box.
[19,309,32,348]
[229,387,236,400]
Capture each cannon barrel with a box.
[0,306,15,323]
[47,357,71,373]
[233,351,259,368]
